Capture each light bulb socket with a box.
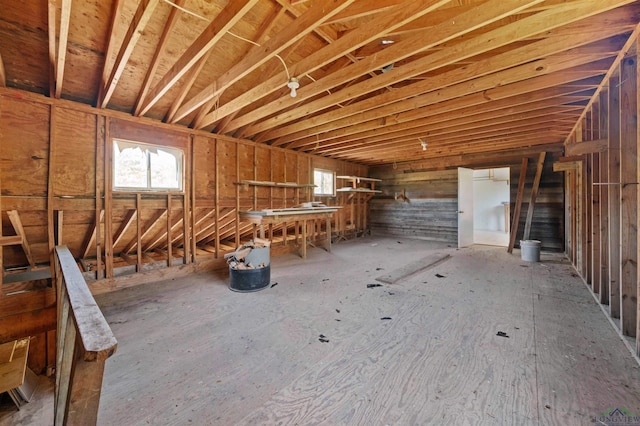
[287,77,300,98]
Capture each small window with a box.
[113,140,183,191]
[314,169,335,196]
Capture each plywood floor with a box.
[3,236,640,425]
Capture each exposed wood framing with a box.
[140,0,258,116]
[100,0,160,109]
[7,211,35,268]
[132,0,185,116]
[508,158,528,253]
[565,138,608,156]
[172,0,358,123]
[0,52,5,87]
[523,152,546,240]
[47,0,57,98]
[54,0,71,98]
[0,236,22,246]
[619,47,638,337]
[598,88,610,305]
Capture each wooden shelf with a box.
[336,176,382,191]
[236,180,316,188]
[337,187,381,193]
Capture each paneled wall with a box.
[368,169,458,243]
[369,154,564,251]
[0,88,366,372]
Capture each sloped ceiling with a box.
[1,0,639,165]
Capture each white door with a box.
[458,167,474,248]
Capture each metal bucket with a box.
[520,240,541,262]
[229,265,271,292]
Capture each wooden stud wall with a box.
[561,36,640,356]
[0,87,365,371]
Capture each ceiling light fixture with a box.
[287,77,300,97]
[381,63,394,73]
[380,39,395,45]
[419,138,427,151]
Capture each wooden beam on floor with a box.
[508,158,528,253]
[523,152,546,240]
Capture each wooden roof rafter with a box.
[272,8,638,147]
[192,4,290,130]
[232,0,552,138]
[292,93,592,152]
[281,56,614,152]
[170,0,358,124]
[133,0,187,116]
[241,0,633,142]
[138,0,259,117]
[99,0,161,109]
[316,105,586,157]
[55,0,72,99]
[208,0,446,134]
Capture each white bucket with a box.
[520,240,541,262]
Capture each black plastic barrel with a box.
[229,265,270,292]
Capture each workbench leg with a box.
[301,219,307,258]
[326,214,332,252]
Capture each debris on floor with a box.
[496,331,509,338]
[381,317,392,320]
[318,334,329,343]
[225,239,270,270]
[367,283,382,288]
[435,273,445,278]
[270,282,278,288]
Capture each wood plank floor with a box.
[2,236,640,425]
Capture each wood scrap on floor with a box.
[375,252,452,284]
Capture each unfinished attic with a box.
[2,0,640,424]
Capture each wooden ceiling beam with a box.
[133,0,186,116]
[100,0,161,109]
[171,0,357,123]
[54,0,71,99]
[292,94,589,151]
[232,0,544,136]
[321,118,573,157]
[268,4,636,144]
[323,0,406,25]
[334,132,563,164]
[282,55,610,151]
[138,0,258,117]
[368,143,564,172]
[195,0,448,130]
[317,105,584,155]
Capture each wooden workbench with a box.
[240,208,340,258]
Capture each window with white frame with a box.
[113,140,183,191]
[313,168,335,196]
